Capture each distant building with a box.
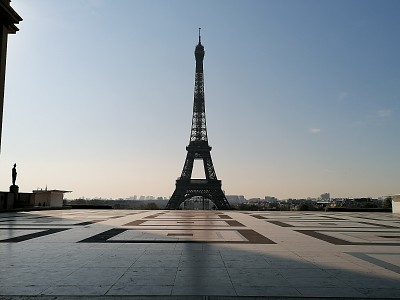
[265,196,278,203]
[248,198,261,203]
[333,197,383,209]
[32,189,71,207]
[226,195,246,204]
[320,193,330,201]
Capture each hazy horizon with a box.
[1,0,399,200]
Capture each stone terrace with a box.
[1,209,400,299]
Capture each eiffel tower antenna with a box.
[198,27,201,43]
[166,31,231,210]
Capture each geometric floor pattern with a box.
[1,209,400,298]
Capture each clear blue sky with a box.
[1,0,399,199]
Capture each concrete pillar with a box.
[0,0,22,152]
[392,195,400,214]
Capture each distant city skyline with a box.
[65,192,386,202]
[1,1,399,200]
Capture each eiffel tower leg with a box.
[211,189,231,210]
[180,152,195,180]
[165,194,179,209]
[203,155,217,180]
[166,185,186,209]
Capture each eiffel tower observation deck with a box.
[166,29,231,210]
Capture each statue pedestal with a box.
[10,185,19,194]
[9,185,19,206]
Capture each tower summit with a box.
[166,31,231,210]
[195,28,204,72]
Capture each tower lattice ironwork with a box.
[166,30,231,210]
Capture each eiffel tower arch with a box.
[166,30,231,210]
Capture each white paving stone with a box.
[0,209,400,298]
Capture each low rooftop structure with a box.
[0,188,71,210]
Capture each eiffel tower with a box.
[166,30,231,210]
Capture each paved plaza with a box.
[1,209,400,299]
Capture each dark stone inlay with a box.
[354,216,397,221]
[121,219,238,227]
[125,224,236,227]
[251,215,267,219]
[264,220,394,229]
[116,228,243,231]
[237,230,276,244]
[268,220,294,227]
[0,223,73,226]
[0,228,70,243]
[225,220,245,227]
[218,214,232,219]
[0,220,105,226]
[296,230,352,245]
[322,216,347,220]
[174,215,196,217]
[144,213,166,219]
[75,221,94,226]
[167,233,193,236]
[138,218,229,221]
[358,221,399,229]
[1,215,25,218]
[78,228,276,244]
[348,252,400,275]
[78,228,126,243]
[296,230,400,246]
[123,220,146,226]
